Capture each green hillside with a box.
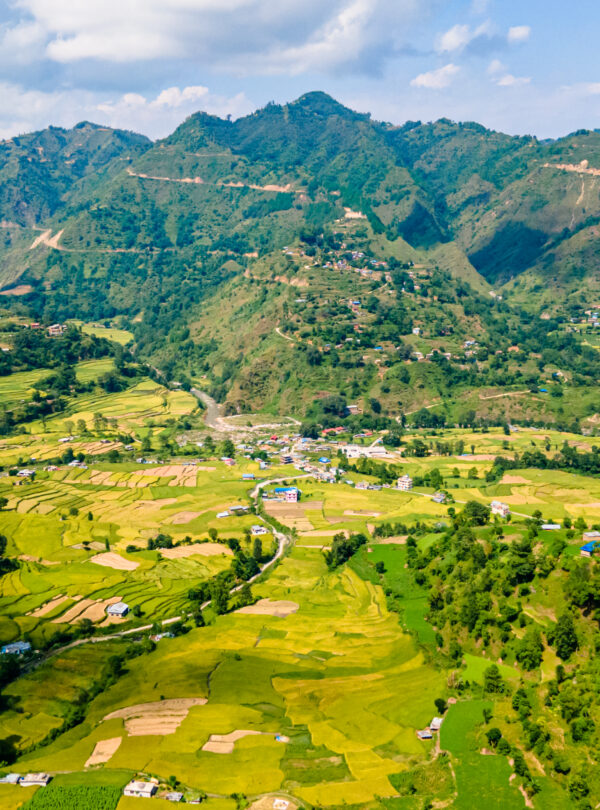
[0,93,599,422]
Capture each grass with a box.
[441,701,524,810]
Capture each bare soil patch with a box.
[85,736,122,767]
[166,511,203,525]
[377,536,408,545]
[139,464,197,487]
[29,595,68,617]
[202,729,265,754]
[89,552,139,571]
[18,554,59,566]
[104,698,206,736]
[237,599,299,617]
[161,543,232,559]
[0,285,33,296]
[501,474,531,485]
[343,509,382,517]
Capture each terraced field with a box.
[0,462,270,650]
[13,548,443,806]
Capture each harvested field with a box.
[202,729,265,754]
[501,474,531,485]
[85,736,122,767]
[248,798,299,810]
[300,529,349,538]
[104,698,207,736]
[18,554,59,565]
[76,441,123,455]
[72,541,105,551]
[89,552,139,571]
[161,543,233,559]
[344,510,382,517]
[29,594,69,617]
[237,599,299,617]
[53,595,122,624]
[139,464,198,486]
[167,511,203,524]
[377,536,408,545]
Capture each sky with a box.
[0,0,599,141]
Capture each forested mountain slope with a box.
[0,93,598,421]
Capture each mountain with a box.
[0,93,598,424]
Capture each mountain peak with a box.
[291,91,365,119]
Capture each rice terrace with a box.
[1,42,600,809]
[0,328,596,810]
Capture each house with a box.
[222,458,236,467]
[580,541,600,558]
[355,481,369,490]
[165,792,184,802]
[216,510,230,519]
[318,456,331,464]
[280,455,294,465]
[1,641,31,656]
[416,729,433,740]
[541,524,561,531]
[47,323,66,337]
[346,404,360,415]
[251,525,268,536]
[583,530,600,542]
[20,774,51,787]
[16,469,35,477]
[242,473,255,481]
[412,327,421,336]
[429,717,444,732]
[123,780,157,798]
[106,602,129,617]
[432,492,446,504]
[397,475,413,492]
[0,774,21,784]
[491,500,510,518]
[275,487,299,503]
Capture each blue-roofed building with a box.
[1,641,31,656]
[274,486,299,502]
[318,457,330,464]
[580,541,600,558]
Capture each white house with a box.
[397,475,413,492]
[429,717,444,732]
[491,500,510,518]
[251,525,268,536]
[20,774,51,787]
[106,602,129,617]
[123,780,157,798]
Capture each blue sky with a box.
[0,0,598,140]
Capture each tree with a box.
[210,579,229,615]
[462,500,490,526]
[252,537,263,562]
[0,497,7,511]
[220,438,235,458]
[375,560,386,574]
[483,664,504,694]
[434,698,447,715]
[486,727,502,748]
[516,628,544,671]
[555,613,579,661]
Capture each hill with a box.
[0,94,599,424]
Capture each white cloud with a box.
[6,0,433,75]
[411,63,459,89]
[0,81,252,140]
[507,25,530,43]
[487,58,505,74]
[435,20,492,54]
[436,24,471,54]
[496,73,531,87]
